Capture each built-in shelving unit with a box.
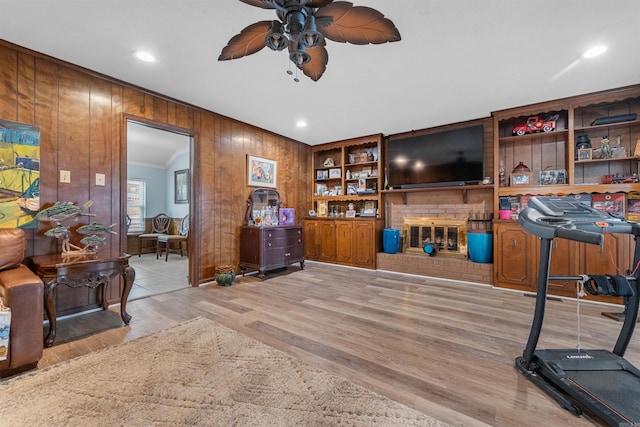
[492,84,640,298]
[493,85,640,213]
[311,134,383,218]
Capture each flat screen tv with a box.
[386,124,484,189]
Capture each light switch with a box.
[60,170,71,183]
[96,173,106,186]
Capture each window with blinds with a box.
[126,179,146,234]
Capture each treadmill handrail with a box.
[555,226,603,245]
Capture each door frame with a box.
[120,114,197,286]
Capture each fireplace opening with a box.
[403,217,468,257]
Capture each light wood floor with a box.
[39,262,640,426]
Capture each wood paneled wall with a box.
[0,40,312,308]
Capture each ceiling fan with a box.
[218,0,401,81]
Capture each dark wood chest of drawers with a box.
[239,225,304,279]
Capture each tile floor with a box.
[127,252,189,300]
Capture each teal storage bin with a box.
[383,228,400,254]
[468,230,493,263]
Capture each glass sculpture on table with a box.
[35,201,116,255]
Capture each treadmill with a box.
[515,196,640,426]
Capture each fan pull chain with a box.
[575,275,588,352]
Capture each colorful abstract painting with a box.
[0,119,40,228]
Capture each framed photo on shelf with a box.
[316,170,329,180]
[510,172,532,186]
[329,168,341,179]
[578,148,592,161]
[539,169,566,185]
[247,155,277,188]
[317,201,328,217]
[315,183,327,196]
[346,183,358,195]
[361,200,378,216]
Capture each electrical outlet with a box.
[60,170,71,183]
[96,173,106,186]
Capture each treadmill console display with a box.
[527,196,603,218]
[520,196,638,242]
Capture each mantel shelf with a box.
[382,184,495,204]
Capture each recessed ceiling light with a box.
[296,120,307,128]
[582,45,607,59]
[135,51,156,62]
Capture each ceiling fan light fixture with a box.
[300,15,323,48]
[219,1,401,81]
[289,44,311,67]
[265,20,288,51]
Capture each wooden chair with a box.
[156,214,189,262]
[137,213,170,256]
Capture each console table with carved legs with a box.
[30,251,135,347]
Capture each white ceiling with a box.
[2,1,639,148]
[126,121,190,168]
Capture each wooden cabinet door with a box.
[319,221,336,261]
[546,238,580,297]
[335,221,353,264]
[303,220,319,260]
[494,222,537,292]
[353,221,374,268]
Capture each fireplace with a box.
[402,217,468,258]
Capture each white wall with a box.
[127,150,189,219]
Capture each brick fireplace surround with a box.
[376,198,494,285]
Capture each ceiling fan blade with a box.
[315,1,401,45]
[301,42,328,81]
[306,0,335,7]
[218,21,272,61]
[238,0,282,9]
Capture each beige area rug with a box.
[0,317,447,426]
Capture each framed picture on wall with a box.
[247,155,277,188]
[174,169,189,204]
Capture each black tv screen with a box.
[387,124,484,188]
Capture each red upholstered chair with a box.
[137,213,170,256]
[0,228,44,378]
[156,214,189,262]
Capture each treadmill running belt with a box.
[567,370,640,425]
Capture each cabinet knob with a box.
[512,238,517,248]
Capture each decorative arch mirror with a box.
[247,188,281,226]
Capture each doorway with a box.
[124,119,193,300]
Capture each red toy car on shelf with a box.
[512,115,557,136]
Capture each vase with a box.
[215,265,236,287]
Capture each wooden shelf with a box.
[575,156,639,164]
[498,129,568,144]
[382,184,494,204]
[574,119,640,133]
[498,183,640,196]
